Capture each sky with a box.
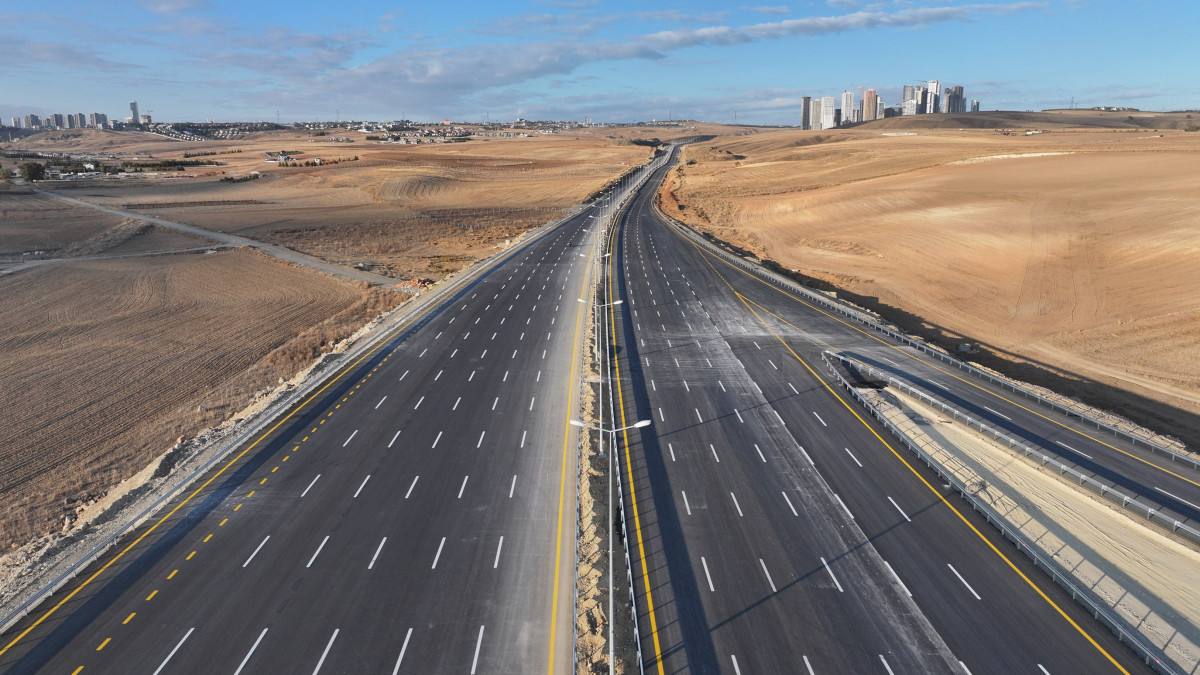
[2,0,1196,125]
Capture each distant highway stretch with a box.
[604,145,1190,673]
[0,194,618,672]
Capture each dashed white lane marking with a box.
[368,537,387,570]
[477,430,486,448]
[493,536,504,568]
[470,625,486,674]
[753,444,767,462]
[434,369,443,381]
[151,626,194,675]
[820,556,844,592]
[695,408,703,423]
[342,430,358,447]
[658,407,665,422]
[1055,440,1093,460]
[759,558,777,593]
[1037,665,1052,675]
[769,359,778,370]
[240,533,268,564]
[458,475,469,498]
[682,491,692,515]
[375,396,388,409]
[405,476,418,498]
[788,382,798,395]
[844,447,863,467]
[947,563,982,600]
[414,396,425,409]
[510,475,517,498]
[730,492,744,517]
[419,349,427,358]
[312,629,339,674]
[782,492,798,516]
[885,560,912,597]
[813,411,828,427]
[731,655,743,675]
[233,627,268,675]
[931,381,951,391]
[399,369,409,381]
[718,381,726,392]
[529,396,536,411]
[453,397,462,411]
[889,496,912,522]
[710,444,721,463]
[879,654,896,675]
[431,431,444,448]
[983,405,1012,421]
[353,475,371,499]
[389,430,401,448]
[701,556,715,592]
[668,443,676,461]
[301,475,321,497]
[306,535,330,568]
[432,537,447,569]
[803,655,816,675]
[834,493,854,519]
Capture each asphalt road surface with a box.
[606,146,1160,675]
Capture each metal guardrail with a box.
[819,352,1181,675]
[652,209,1197,471]
[826,351,1200,546]
[0,201,588,640]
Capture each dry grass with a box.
[661,113,1200,446]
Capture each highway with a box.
[0,193,614,673]
[606,146,1159,674]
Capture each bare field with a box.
[0,249,397,549]
[660,115,1200,446]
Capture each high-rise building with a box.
[24,114,40,128]
[902,85,915,105]
[840,91,854,125]
[970,100,980,112]
[927,80,941,114]
[821,96,836,130]
[50,113,66,128]
[129,101,140,125]
[10,117,21,129]
[800,96,812,130]
[944,85,965,114]
[66,114,77,129]
[90,112,108,127]
[862,89,879,121]
[877,97,885,120]
[810,98,824,130]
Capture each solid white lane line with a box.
[879,654,896,675]
[471,625,485,674]
[353,475,371,499]
[803,655,816,675]
[432,537,446,569]
[414,396,425,409]
[775,409,785,425]
[820,557,844,592]
[834,493,854,519]
[152,627,194,675]
[734,409,744,423]
[477,430,486,448]
[668,443,676,461]
[389,430,401,448]
[306,535,329,568]
[1055,440,1093,459]
[343,430,358,447]
[1155,487,1200,511]
[312,628,338,674]
[730,492,744,517]
[731,655,742,675]
[458,475,469,498]
[432,431,443,448]
[405,476,418,498]
[509,475,517,498]
[695,408,703,423]
[453,397,461,411]
[759,558,777,592]
[375,396,388,410]
[960,663,974,675]
[844,447,863,467]
[701,556,715,591]
[233,627,268,675]
[983,405,1012,421]
[399,369,409,381]
[947,563,982,599]
[493,536,504,568]
[884,560,912,597]
[369,537,387,569]
[710,444,720,463]
[682,491,692,515]
[301,475,321,497]
[813,411,827,426]
[520,430,527,447]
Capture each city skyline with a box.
[3,1,1198,125]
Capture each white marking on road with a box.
[1155,487,1200,512]
[983,405,1012,421]
[694,408,703,423]
[753,444,767,463]
[844,447,863,467]
[529,396,536,411]
[453,396,462,411]
[152,627,194,675]
[434,369,443,381]
[510,475,517,498]
[419,349,427,358]
[375,396,388,410]
[947,563,982,600]
[414,396,424,409]
[458,475,469,498]
[759,558,777,592]
[782,492,798,516]
[301,475,321,497]
[493,536,504,568]
[658,407,665,422]
[803,655,815,675]
[450,349,458,358]
[683,381,690,392]
[432,431,443,448]
[834,493,854,519]
[481,349,488,359]
[353,475,371,499]
[788,382,798,395]
[399,369,409,381]
[706,358,713,368]
[821,557,844,592]
[734,409,744,423]
[701,556,715,591]
[884,560,912,597]
[888,496,913,522]
[476,430,486,448]
[668,443,676,461]
[731,655,743,675]
[775,409,785,425]
[234,627,268,675]
[432,537,446,568]
[769,359,778,370]
[682,491,692,515]
[710,444,720,463]
[471,625,485,674]
[389,430,401,448]
[718,380,725,392]
[651,379,656,391]
[730,492,744,517]
[306,535,329,568]
[879,654,896,675]
[369,537,387,569]
[492,397,499,410]
[754,341,761,350]
[405,476,418,498]
[312,628,338,674]
[1055,440,1093,459]
[813,411,827,427]
[342,429,358,447]
[520,430,527,447]
[931,381,951,391]
[960,663,974,675]
[1037,666,1051,675]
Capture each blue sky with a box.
[3,0,1196,124]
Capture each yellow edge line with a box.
[609,208,666,674]
[674,216,1199,489]
[547,220,595,674]
[0,233,536,660]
